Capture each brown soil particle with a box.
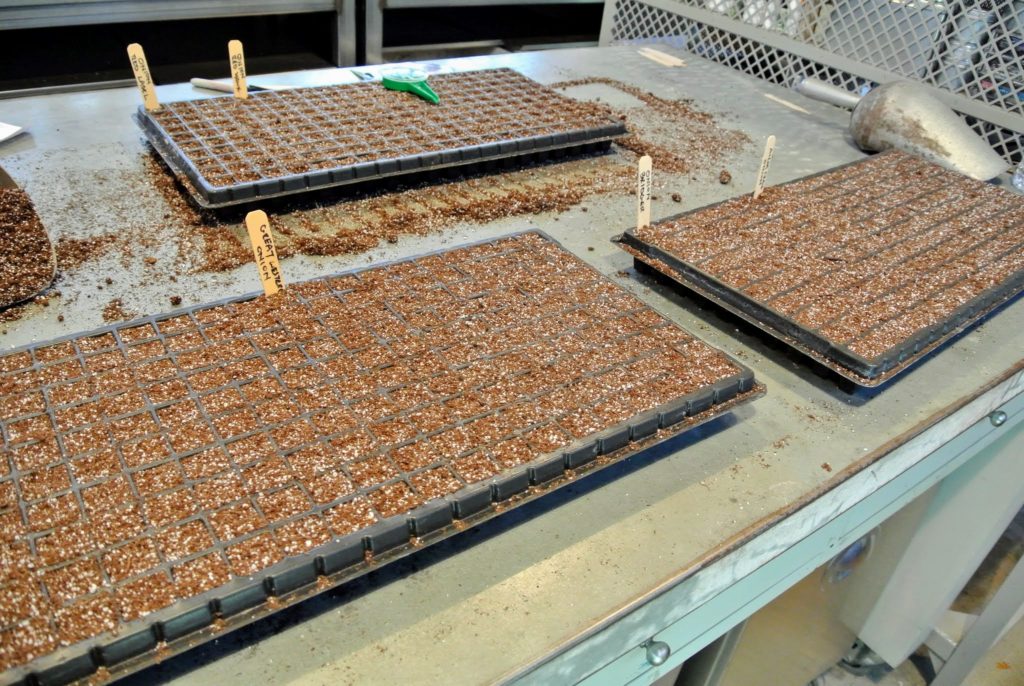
[0,232,745,672]
[554,77,750,175]
[633,150,1024,363]
[141,146,637,275]
[719,170,732,184]
[101,298,136,323]
[0,188,54,306]
[55,235,117,272]
[671,193,682,202]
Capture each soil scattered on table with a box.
[144,152,634,273]
[101,298,136,322]
[0,188,54,306]
[55,236,118,272]
[553,77,751,175]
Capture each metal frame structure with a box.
[599,0,1024,162]
[363,0,604,64]
[510,374,1024,683]
[0,0,357,67]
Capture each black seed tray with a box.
[615,152,1024,387]
[134,68,627,208]
[0,230,761,685]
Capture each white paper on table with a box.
[0,122,25,144]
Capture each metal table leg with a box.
[365,0,385,63]
[931,550,1024,686]
[335,0,357,65]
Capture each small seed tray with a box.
[134,68,627,208]
[0,231,760,685]
[615,150,1024,387]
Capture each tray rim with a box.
[0,229,762,685]
[614,153,1024,386]
[133,68,629,209]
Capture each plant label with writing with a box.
[244,210,285,295]
[753,135,776,200]
[127,43,159,112]
[637,155,653,231]
[229,40,248,99]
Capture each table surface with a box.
[1,46,1023,685]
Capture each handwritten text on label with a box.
[753,135,776,200]
[127,43,159,112]
[637,155,653,230]
[229,40,248,100]
[244,210,284,296]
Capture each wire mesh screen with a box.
[604,0,1024,163]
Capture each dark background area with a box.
[0,4,602,93]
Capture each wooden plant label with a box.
[244,210,284,295]
[638,47,686,67]
[228,39,248,99]
[637,155,653,231]
[753,134,776,200]
[126,43,159,111]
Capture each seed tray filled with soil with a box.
[135,68,627,208]
[0,231,760,684]
[615,150,1024,386]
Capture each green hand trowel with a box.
[381,68,439,105]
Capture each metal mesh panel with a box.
[606,0,1024,163]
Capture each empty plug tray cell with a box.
[135,68,628,208]
[630,413,661,441]
[99,628,158,665]
[601,426,631,453]
[617,150,1024,386]
[35,654,97,686]
[658,397,691,429]
[0,230,759,683]
[491,471,531,501]
[408,501,454,537]
[363,519,410,555]
[450,483,493,519]
[270,561,319,596]
[688,389,715,416]
[318,535,365,576]
[218,585,269,618]
[528,455,565,485]
[160,605,214,642]
[564,441,600,469]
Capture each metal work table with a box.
[0,46,1022,684]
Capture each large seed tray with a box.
[134,68,627,208]
[0,231,760,685]
[615,150,1024,387]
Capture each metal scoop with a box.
[794,77,1007,181]
[0,165,56,308]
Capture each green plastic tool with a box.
[381,68,439,105]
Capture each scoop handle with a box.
[794,77,863,110]
[190,78,234,93]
